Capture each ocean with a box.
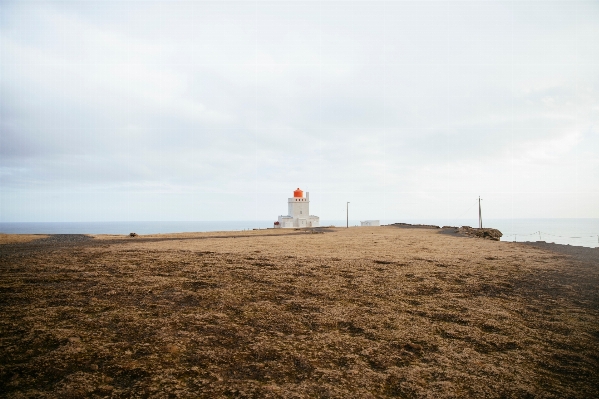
[0,218,597,248]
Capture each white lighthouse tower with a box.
[276,188,320,228]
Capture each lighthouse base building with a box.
[275,188,319,228]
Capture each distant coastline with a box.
[0,218,597,248]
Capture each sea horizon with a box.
[1,218,597,248]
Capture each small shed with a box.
[360,220,380,226]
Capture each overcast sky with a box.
[1,1,598,222]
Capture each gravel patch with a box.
[519,241,599,265]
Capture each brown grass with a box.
[1,227,598,398]
[0,234,48,244]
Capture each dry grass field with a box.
[1,226,598,398]
[0,234,48,245]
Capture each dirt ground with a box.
[0,226,598,398]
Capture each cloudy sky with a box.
[1,1,598,223]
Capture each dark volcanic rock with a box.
[459,226,503,241]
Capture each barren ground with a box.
[1,226,598,398]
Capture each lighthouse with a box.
[275,188,320,228]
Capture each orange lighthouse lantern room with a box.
[293,188,304,198]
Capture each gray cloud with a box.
[1,1,598,221]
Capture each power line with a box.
[501,231,598,243]
[455,200,478,219]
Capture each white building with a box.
[361,220,380,226]
[275,188,320,228]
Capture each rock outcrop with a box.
[459,226,503,241]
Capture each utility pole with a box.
[478,196,482,229]
[346,202,350,228]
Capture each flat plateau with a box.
[1,226,597,398]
